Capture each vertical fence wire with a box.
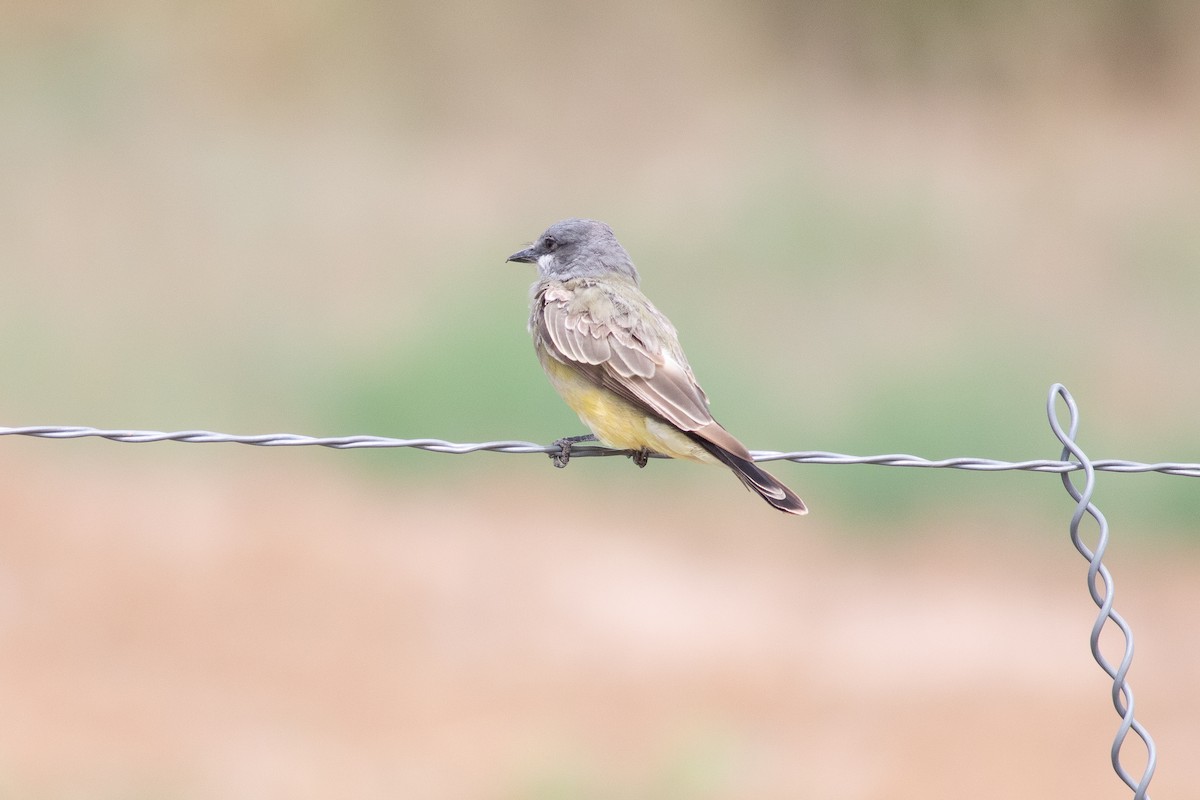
[1047,384,1156,799]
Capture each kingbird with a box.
[508,218,807,515]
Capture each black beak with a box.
[507,246,537,264]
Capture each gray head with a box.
[507,218,639,283]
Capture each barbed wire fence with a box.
[0,382,1168,798]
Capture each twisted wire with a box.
[0,384,1172,796]
[1,425,1199,477]
[1048,384,1156,799]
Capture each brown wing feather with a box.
[535,281,752,460]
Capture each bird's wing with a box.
[536,282,752,460]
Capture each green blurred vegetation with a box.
[2,0,1199,531]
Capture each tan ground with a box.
[0,449,1193,799]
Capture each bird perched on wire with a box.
[508,218,806,515]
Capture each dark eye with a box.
[541,236,557,251]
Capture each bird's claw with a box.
[551,439,572,469]
[629,448,650,468]
[550,434,596,469]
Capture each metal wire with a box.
[1048,384,1156,799]
[0,383,1171,798]
[2,424,1199,477]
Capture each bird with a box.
[508,218,806,515]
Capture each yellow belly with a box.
[539,353,715,464]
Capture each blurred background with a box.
[2,0,1198,797]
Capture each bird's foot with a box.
[629,448,650,469]
[550,434,597,468]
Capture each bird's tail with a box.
[693,437,807,515]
